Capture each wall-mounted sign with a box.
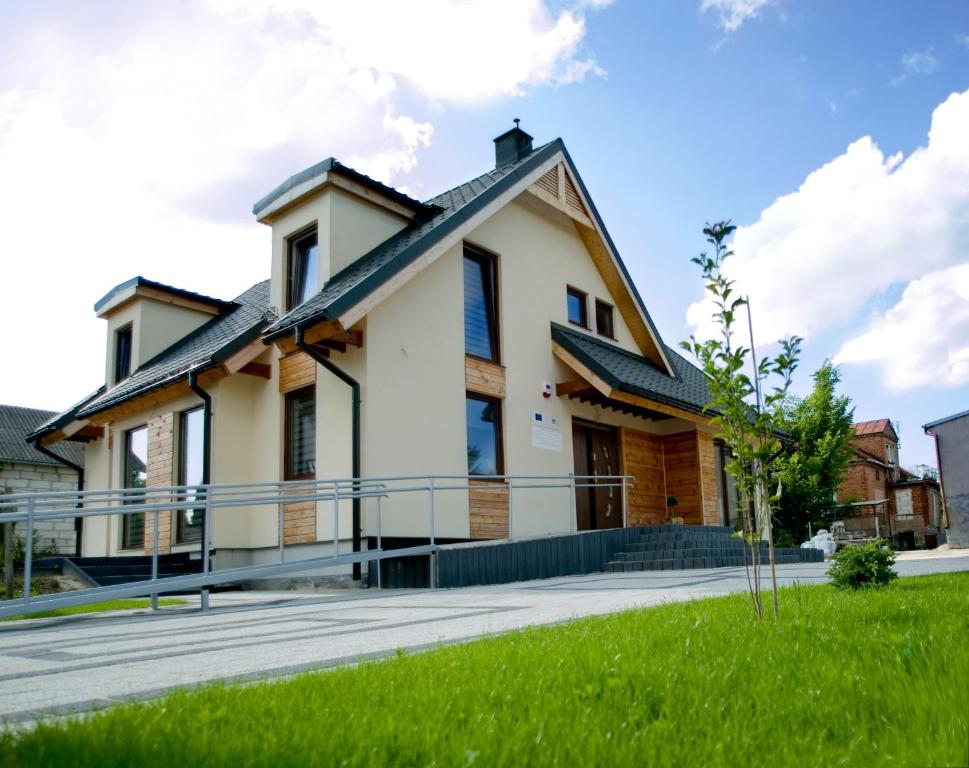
[532,411,562,452]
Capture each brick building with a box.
[836,418,943,546]
[0,405,84,555]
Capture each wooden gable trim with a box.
[525,163,594,229]
[86,369,226,427]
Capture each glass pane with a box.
[115,326,132,381]
[290,233,319,308]
[464,254,496,360]
[567,291,586,326]
[595,302,613,337]
[122,426,148,549]
[288,391,316,478]
[466,397,499,476]
[177,408,205,543]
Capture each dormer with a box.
[95,277,233,387]
[252,158,443,320]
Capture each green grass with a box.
[1,598,185,622]
[3,574,968,768]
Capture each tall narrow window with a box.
[466,395,502,476]
[567,287,588,328]
[121,425,148,550]
[176,407,205,544]
[285,387,316,479]
[114,325,132,383]
[464,247,498,362]
[595,299,614,339]
[287,229,319,310]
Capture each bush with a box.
[828,540,897,590]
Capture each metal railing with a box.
[0,473,633,618]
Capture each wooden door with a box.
[572,422,622,530]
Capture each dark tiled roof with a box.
[75,280,271,418]
[551,323,712,416]
[264,141,560,339]
[94,276,235,314]
[252,158,441,220]
[0,405,85,467]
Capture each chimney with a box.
[493,119,533,169]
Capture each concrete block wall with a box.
[1,461,79,554]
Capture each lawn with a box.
[2,574,967,768]
[1,598,185,622]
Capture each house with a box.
[924,410,969,549]
[0,405,84,555]
[836,418,942,546]
[30,126,750,577]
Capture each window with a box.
[121,425,148,550]
[567,287,587,328]
[176,407,205,544]
[466,395,502,476]
[595,299,614,338]
[885,442,896,465]
[287,228,319,310]
[285,387,316,479]
[114,325,132,383]
[464,246,498,361]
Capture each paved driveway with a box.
[1,553,967,726]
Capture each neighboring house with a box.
[0,405,84,555]
[836,418,942,545]
[924,410,969,548]
[31,126,743,574]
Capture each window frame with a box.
[463,244,500,364]
[121,424,148,550]
[114,324,133,383]
[465,393,504,477]
[284,385,316,481]
[175,406,205,545]
[286,226,320,311]
[594,298,615,339]
[566,286,588,329]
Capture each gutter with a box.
[31,439,85,558]
[295,327,362,580]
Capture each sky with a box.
[1,0,967,469]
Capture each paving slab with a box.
[1,556,966,726]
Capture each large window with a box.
[595,299,614,339]
[121,425,148,550]
[176,407,205,544]
[114,325,132,383]
[464,246,499,362]
[567,287,588,328]
[466,395,502,476]
[287,228,319,310]
[285,387,316,479]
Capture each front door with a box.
[572,421,622,530]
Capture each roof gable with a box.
[853,419,897,439]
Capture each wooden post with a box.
[3,522,13,600]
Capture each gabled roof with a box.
[62,281,270,421]
[852,419,897,439]
[262,140,674,376]
[0,405,85,467]
[550,323,711,416]
[94,276,235,316]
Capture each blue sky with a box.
[1,0,967,467]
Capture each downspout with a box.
[295,327,362,580]
[188,371,212,605]
[32,438,85,558]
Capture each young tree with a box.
[682,221,801,621]
[773,362,855,543]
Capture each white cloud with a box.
[686,88,969,389]
[902,48,940,75]
[699,0,772,33]
[0,0,605,409]
[833,265,969,390]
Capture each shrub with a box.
[828,541,897,590]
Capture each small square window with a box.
[567,287,587,328]
[595,300,614,339]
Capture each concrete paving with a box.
[1,554,967,727]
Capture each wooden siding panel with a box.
[279,351,316,394]
[697,431,720,526]
[663,431,702,524]
[469,480,509,540]
[283,498,316,545]
[618,427,667,526]
[144,412,174,554]
[535,165,560,198]
[563,170,589,218]
[465,357,506,398]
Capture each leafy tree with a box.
[773,362,855,543]
[682,221,801,621]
